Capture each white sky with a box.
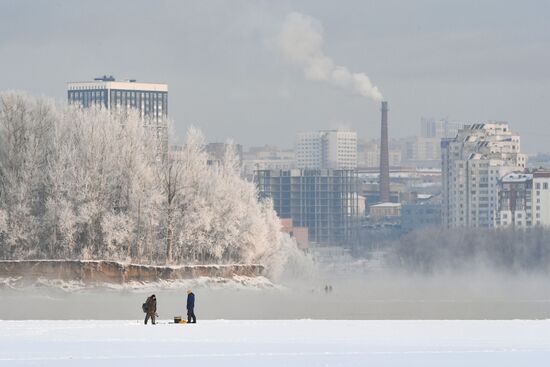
[1,0,549,153]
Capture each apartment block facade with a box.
[497,170,550,228]
[441,122,527,228]
[296,130,357,169]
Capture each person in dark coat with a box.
[186,290,196,323]
[144,294,157,325]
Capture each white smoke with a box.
[277,12,383,102]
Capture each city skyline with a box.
[1,0,549,153]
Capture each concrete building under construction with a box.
[255,169,360,245]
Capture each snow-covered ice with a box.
[0,275,278,292]
[1,320,550,366]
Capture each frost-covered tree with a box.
[0,92,309,277]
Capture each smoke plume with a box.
[277,12,383,102]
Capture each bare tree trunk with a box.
[134,199,140,261]
[166,205,173,263]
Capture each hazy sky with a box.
[1,0,549,153]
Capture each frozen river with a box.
[3,271,550,320]
[1,320,550,366]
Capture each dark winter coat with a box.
[145,295,157,315]
[187,292,195,310]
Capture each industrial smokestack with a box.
[379,101,390,203]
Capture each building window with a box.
[544,183,549,190]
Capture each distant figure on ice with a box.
[187,290,196,323]
[143,294,157,325]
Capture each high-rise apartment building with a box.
[497,172,533,228]
[496,170,550,228]
[441,122,527,228]
[255,169,359,245]
[295,130,357,169]
[421,118,463,139]
[67,75,168,124]
[532,171,550,226]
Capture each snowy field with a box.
[1,320,550,366]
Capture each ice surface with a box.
[1,320,550,366]
[0,275,277,292]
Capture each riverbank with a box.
[0,260,264,284]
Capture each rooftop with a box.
[67,76,168,92]
[370,202,402,208]
[501,172,533,183]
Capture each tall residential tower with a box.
[441,122,527,228]
[295,130,357,170]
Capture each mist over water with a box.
[3,268,550,320]
[4,228,550,320]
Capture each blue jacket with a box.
[187,292,195,310]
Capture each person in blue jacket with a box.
[187,290,196,323]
